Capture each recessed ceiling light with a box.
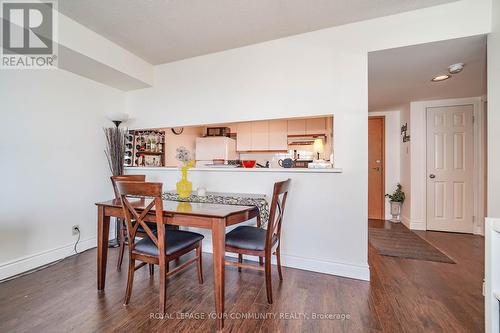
[431,74,450,82]
[448,63,465,74]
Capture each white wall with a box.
[125,0,491,279]
[369,111,401,220]
[486,0,500,331]
[0,69,124,279]
[399,104,412,226]
[487,0,500,219]
[129,47,371,274]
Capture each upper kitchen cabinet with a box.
[268,119,288,150]
[306,118,326,134]
[251,121,269,150]
[236,119,287,151]
[287,118,326,135]
[236,122,252,151]
[287,119,306,135]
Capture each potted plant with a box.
[385,183,405,223]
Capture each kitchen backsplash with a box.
[240,149,316,168]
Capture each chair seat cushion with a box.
[133,230,204,256]
[225,226,275,251]
[136,221,157,234]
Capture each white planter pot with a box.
[389,201,403,223]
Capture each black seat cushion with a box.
[136,221,157,233]
[225,226,275,251]
[134,230,204,256]
[121,220,157,234]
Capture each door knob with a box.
[429,174,436,179]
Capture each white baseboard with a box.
[474,224,484,236]
[401,215,427,231]
[401,215,411,229]
[202,242,370,281]
[410,219,426,230]
[279,254,370,281]
[0,237,97,281]
[1,235,370,283]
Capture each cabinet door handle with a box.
[429,174,436,179]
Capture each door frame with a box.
[368,116,385,220]
[410,97,486,235]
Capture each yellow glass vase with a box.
[176,166,192,199]
[176,202,192,212]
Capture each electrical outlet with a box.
[72,225,80,235]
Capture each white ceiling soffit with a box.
[368,35,487,111]
[58,0,458,65]
[58,46,151,91]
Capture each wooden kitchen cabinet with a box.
[236,122,252,151]
[287,119,306,135]
[306,118,326,134]
[236,120,287,151]
[251,121,269,150]
[268,119,288,150]
[288,117,326,135]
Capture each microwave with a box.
[206,127,231,137]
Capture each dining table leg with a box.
[211,218,226,330]
[97,206,110,291]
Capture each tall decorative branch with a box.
[104,127,126,176]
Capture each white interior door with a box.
[426,105,474,233]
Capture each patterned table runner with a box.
[163,191,269,227]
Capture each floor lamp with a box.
[105,112,129,248]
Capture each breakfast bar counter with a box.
[126,166,343,173]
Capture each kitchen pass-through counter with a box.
[125,166,342,173]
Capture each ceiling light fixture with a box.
[448,63,465,74]
[431,74,450,82]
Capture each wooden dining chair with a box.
[111,175,150,271]
[225,179,291,304]
[116,181,204,313]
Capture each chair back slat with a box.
[116,181,165,257]
[111,175,146,200]
[122,198,159,246]
[266,179,291,248]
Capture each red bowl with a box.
[241,160,256,168]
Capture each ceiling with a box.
[368,35,487,111]
[59,0,457,65]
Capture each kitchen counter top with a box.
[125,166,343,173]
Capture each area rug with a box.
[369,227,455,263]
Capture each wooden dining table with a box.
[95,198,259,330]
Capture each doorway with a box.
[368,116,385,220]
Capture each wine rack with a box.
[125,129,166,167]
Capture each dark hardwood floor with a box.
[0,221,484,332]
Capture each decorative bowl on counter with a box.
[241,160,256,168]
